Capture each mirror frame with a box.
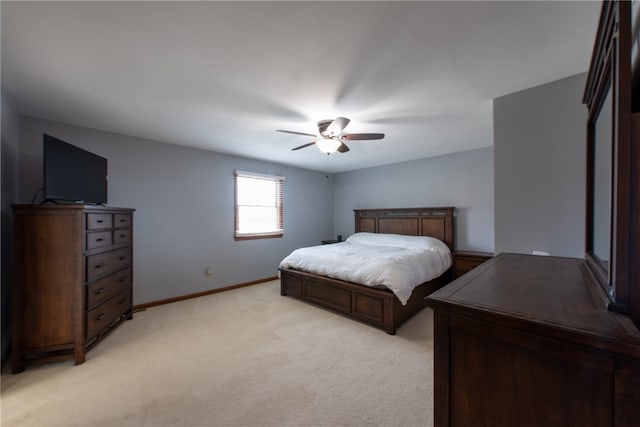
[586,78,613,293]
[583,1,632,312]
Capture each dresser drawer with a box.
[87,213,112,230]
[86,231,112,251]
[86,247,132,282]
[453,252,493,279]
[86,268,132,310]
[455,259,483,275]
[86,289,131,339]
[113,229,131,245]
[114,214,131,229]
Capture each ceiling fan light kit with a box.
[277,116,385,155]
[316,138,342,154]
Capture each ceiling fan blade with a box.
[342,133,385,140]
[277,129,318,138]
[326,117,350,135]
[291,142,316,151]
[337,143,350,153]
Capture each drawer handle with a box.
[95,263,107,269]
[119,219,127,223]
[96,238,104,242]
[96,287,109,294]
[118,256,126,261]
[119,234,126,238]
[96,219,104,223]
[119,277,127,282]
[118,298,127,305]
[96,313,106,321]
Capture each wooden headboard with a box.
[354,207,455,250]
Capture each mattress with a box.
[279,232,451,304]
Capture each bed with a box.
[279,207,454,334]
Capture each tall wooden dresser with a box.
[11,205,135,372]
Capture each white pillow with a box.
[345,232,449,252]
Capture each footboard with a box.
[280,268,448,334]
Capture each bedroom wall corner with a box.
[493,73,587,258]
[331,147,495,253]
[1,91,20,365]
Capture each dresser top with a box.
[426,253,640,358]
[13,204,134,213]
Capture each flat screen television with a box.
[43,134,108,205]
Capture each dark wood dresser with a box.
[426,253,640,427]
[11,204,135,372]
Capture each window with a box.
[234,170,284,240]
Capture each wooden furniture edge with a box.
[452,251,494,279]
[453,250,493,257]
[354,206,454,249]
[426,254,640,359]
[280,267,448,334]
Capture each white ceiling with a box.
[2,1,600,173]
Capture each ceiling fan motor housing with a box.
[317,119,334,136]
[278,116,383,153]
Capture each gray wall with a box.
[2,93,20,363]
[494,73,586,257]
[332,147,495,253]
[18,117,334,304]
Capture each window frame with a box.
[234,170,284,241]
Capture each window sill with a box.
[235,233,283,241]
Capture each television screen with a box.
[43,134,108,205]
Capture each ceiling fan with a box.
[277,117,385,154]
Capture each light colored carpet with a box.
[1,280,434,427]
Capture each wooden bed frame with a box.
[280,207,454,334]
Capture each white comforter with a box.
[278,233,451,305]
